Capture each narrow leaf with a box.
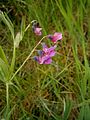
[0,46,8,65]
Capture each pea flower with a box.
[34,43,56,64]
[42,43,56,57]
[34,55,52,64]
[32,21,42,36]
[48,32,62,43]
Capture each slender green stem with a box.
[6,83,9,107]
[25,20,37,32]
[10,36,47,81]
[6,83,9,112]
[8,44,16,82]
[11,45,16,72]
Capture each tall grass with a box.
[0,0,90,119]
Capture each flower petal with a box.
[38,55,50,64]
[48,32,62,43]
[44,58,52,64]
[37,50,43,56]
[33,56,39,61]
[52,32,62,42]
[49,51,56,57]
[34,28,42,36]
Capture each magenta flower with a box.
[34,43,56,64]
[48,32,62,43]
[34,27,42,36]
[32,21,42,36]
[34,55,52,64]
[42,43,56,57]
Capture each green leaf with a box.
[0,11,14,40]
[14,32,22,48]
[0,58,9,82]
[21,16,25,38]
[84,104,90,120]
[63,99,72,120]
[10,46,16,76]
[77,106,84,120]
[14,17,25,48]
[77,105,90,120]
[0,46,8,65]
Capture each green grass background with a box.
[0,0,90,119]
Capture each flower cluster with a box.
[32,21,62,64]
[34,43,56,64]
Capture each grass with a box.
[0,0,90,119]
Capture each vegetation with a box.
[0,0,90,119]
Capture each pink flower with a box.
[33,43,56,64]
[34,27,42,36]
[42,43,56,57]
[48,32,62,43]
[34,55,52,64]
[32,21,42,36]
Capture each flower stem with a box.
[25,20,37,32]
[10,36,47,81]
[6,83,9,116]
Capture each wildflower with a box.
[48,32,62,43]
[32,21,42,36]
[33,43,56,64]
[34,28,42,36]
[33,55,52,64]
[42,43,56,57]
